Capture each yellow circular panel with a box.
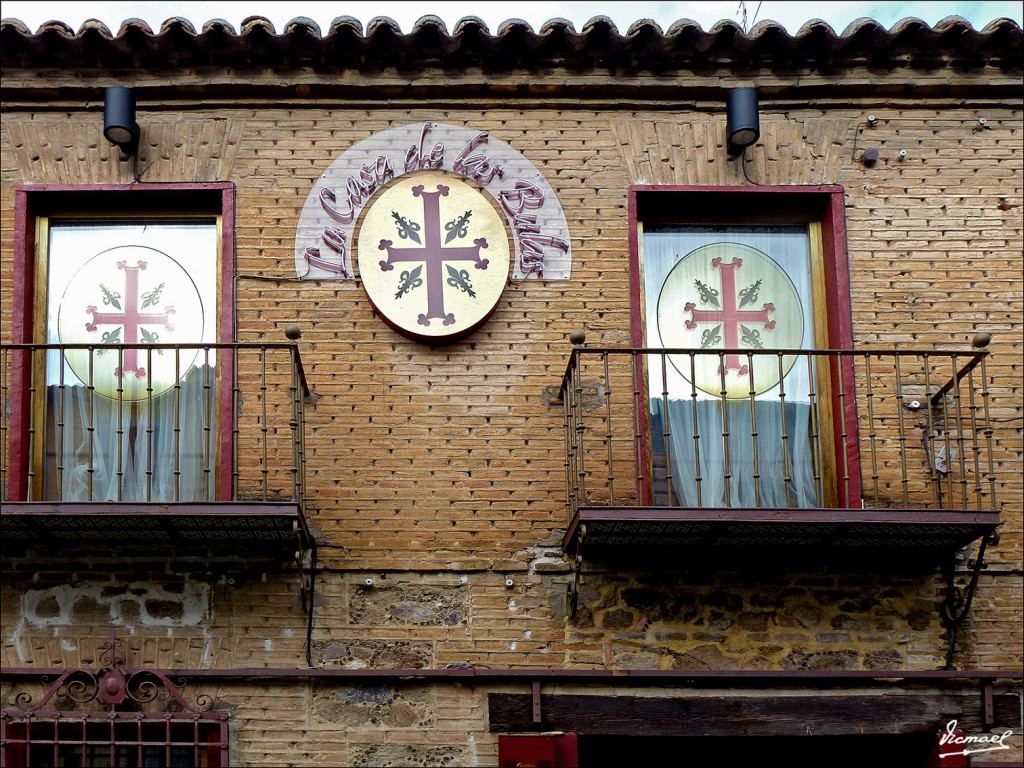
[657,242,804,398]
[356,171,512,342]
[57,245,205,400]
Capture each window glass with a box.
[641,223,827,508]
[39,219,219,501]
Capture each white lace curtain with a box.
[44,365,216,502]
[42,220,220,502]
[651,395,822,508]
[643,224,821,509]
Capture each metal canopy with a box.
[1,501,311,555]
[563,507,1000,558]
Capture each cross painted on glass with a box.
[684,256,775,375]
[85,260,176,379]
[377,184,489,326]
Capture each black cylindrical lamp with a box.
[103,85,140,154]
[726,87,760,156]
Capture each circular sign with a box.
[657,242,804,398]
[57,245,205,400]
[356,170,512,342]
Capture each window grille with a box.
[1,635,228,768]
[1,712,228,768]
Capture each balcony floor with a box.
[1,501,311,557]
[563,506,1000,563]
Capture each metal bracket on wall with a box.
[296,522,311,612]
[565,524,586,618]
[298,534,319,668]
[941,530,997,669]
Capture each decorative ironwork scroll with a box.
[5,632,214,715]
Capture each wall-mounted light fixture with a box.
[726,87,760,156]
[103,85,140,155]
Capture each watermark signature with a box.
[939,719,1014,758]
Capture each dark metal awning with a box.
[1,501,311,557]
[563,507,1000,560]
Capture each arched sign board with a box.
[294,122,572,342]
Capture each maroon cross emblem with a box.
[377,183,489,326]
[684,256,775,375]
[85,260,175,379]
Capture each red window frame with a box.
[8,182,236,502]
[627,184,861,508]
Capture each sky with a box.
[2,1,1021,35]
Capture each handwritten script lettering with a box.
[453,131,505,185]
[298,122,571,279]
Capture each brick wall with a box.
[2,56,1021,766]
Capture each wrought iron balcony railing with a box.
[1,342,311,551]
[556,336,1003,619]
[1,341,309,503]
[558,340,998,523]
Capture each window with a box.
[2,714,229,767]
[41,219,218,501]
[1,636,230,768]
[630,185,857,509]
[9,184,235,502]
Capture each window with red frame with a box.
[629,185,858,509]
[9,184,235,503]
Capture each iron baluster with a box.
[688,351,702,508]
[232,365,241,501]
[836,353,851,506]
[173,349,182,501]
[298,346,309,505]
[56,348,67,495]
[603,352,615,504]
[203,346,213,501]
[659,351,675,506]
[776,352,794,507]
[261,346,270,500]
[979,354,997,508]
[27,349,38,500]
[922,355,941,507]
[894,353,910,506]
[938,355,956,507]
[863,354,881,505]
[145,346,154,501]
[290,345,301,503]
[573,352,587,506]
[949,353,970,510]
[746,352,762,507]
[116,346,125,500]
[805,351,825,507]
[562,367,575,524]
[87,347,96,500]
[717,351,731,507]
[630,351,645,504]
[965,367,984,511]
